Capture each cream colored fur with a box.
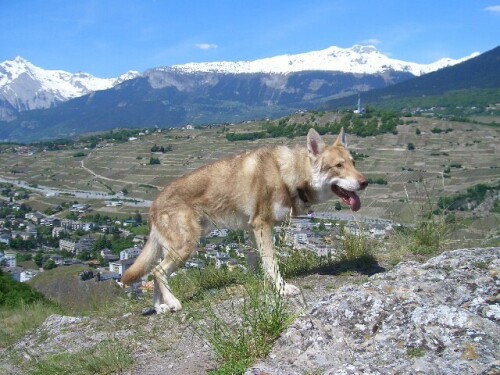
[122,128,367,313]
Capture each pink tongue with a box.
[346,191,361,212]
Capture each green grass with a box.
[27,339,134,375]
[169,264,246,303]
[192,273,296,375]
[0,301,62,348]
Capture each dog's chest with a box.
[272,201,293,221]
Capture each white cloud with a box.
[360,38,382,46]
[195,43,218,51]
[484,5,500,13]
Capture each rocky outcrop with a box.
[248,248,500,375]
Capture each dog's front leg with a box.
[252,220,300,296]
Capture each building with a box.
[120,247,142,260]
[52,226,68,238]
[185,259,205,270]
[59,239,77,253]
[40,216,61,227]
[59,237,95,254]
[0,232,11,245]
[20,269,39,282]
[75,238,95,255]
[101,248,119,262]
[70,204,90,213]
[2,252,16,268]
[215,252,231,269]
[109,258,136,276]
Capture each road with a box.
[0,176,152,207]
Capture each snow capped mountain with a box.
[0,45,481,124]
[170,45,479,76]
[0,56,140,113]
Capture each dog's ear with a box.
[334,127,347,148]
[307,128,325,158]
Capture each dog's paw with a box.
[281,283,301,296]
[155,299,182,314]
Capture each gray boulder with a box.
[248,248,500,375]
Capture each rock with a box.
[247,248,500,375]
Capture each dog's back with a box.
[122,129,367,313]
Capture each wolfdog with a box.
[122,128,367,313]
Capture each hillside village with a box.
[0,181,397,288]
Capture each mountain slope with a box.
[0,45,484,142]
[171,45,478,75]
[0,57,139,117]
[0,70,414,142]
[322,45,500,111]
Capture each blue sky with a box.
[1,0,499,77]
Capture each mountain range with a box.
[0,57,140,120]
[322,46,500,111]
[0,45,490,142]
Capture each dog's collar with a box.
[297,188,309,204]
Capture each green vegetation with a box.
[150,144,173,153]
[437,182,500,212]
[195,274,294,375]
[0,300,62,348]
[0,269,61,348]
[0,269,48,308]
[149,156,161,165]
[368,178,388,185]
[226,109,400,141]
[406,347,425,358]
[28,339,134,375]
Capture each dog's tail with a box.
[121,228,162,285]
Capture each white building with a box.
[2,252,16,268]
[20,269,39,282]
[120,247,142,260]
[109,258,136,276]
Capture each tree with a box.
[407,143,415,151]
[43,259,57,270]
[34,252,44,268]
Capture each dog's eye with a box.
[336,163,343,168]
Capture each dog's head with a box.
[307,128,368,211]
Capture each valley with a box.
[1,112,498,246]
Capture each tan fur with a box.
[122,128,367,313]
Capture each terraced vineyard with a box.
[0,115,498,244]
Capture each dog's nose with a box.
[359,178,368,190]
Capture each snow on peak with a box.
[0,57,141,111]
[170,45,477,76]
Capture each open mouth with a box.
[331,185,361,212]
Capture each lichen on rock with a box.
[248,248,500,375]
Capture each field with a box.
[0,115,498,242]
[0,114,499,375]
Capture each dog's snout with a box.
[359,178,368,190]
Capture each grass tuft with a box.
[192,273,295,375]
[0,301,62,349]
[28,339,134,375]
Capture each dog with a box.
[121,128,367,313]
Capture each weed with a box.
[28,339,134,375]
[169,264,245,303]
[0,301,62,348]
[406,346,425,358]
[338,225,376,270]
[193,272,295,375]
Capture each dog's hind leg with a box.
[153,209,201,313]
[251,219,300,296]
